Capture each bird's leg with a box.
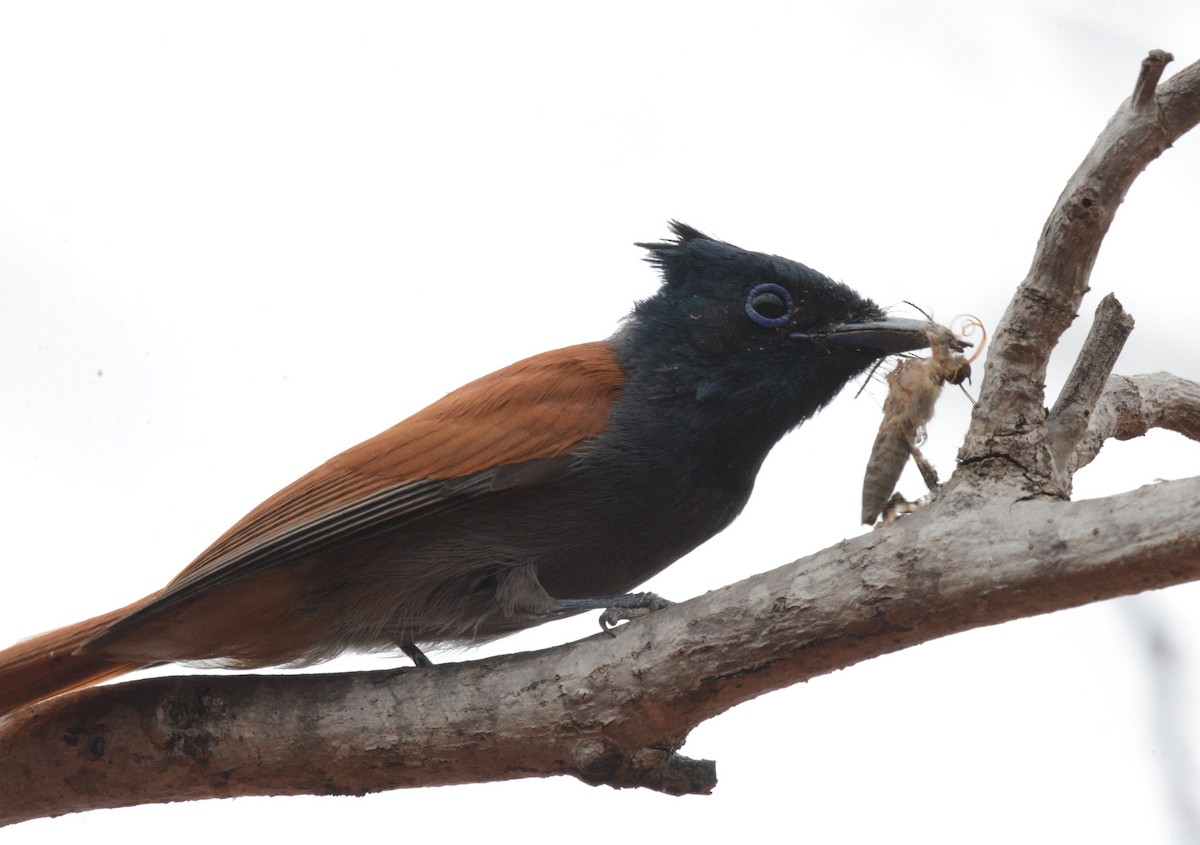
[398,640,434,667]
[496,565,672,635]
[548,593,674,635]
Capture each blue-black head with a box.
[614,222,934,447]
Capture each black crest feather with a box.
[635,221,724,286]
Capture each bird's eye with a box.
[745,283,793,328]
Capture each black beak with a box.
[791,317,970,355]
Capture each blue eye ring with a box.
[745,283,793,328]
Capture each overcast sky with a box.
[3,2,1200,842]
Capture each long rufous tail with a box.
[0,598,154,717]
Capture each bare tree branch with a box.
[4,48,1200,825]
[959,52,1200,491]
[1134,50,1175,110]
[1046,293,1135,487]
[1073,372,1200,472]
[3,474,1200,825]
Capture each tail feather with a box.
[0,597,154,717]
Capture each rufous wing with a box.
[85,341,626,648]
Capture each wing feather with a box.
[85,342,623,648]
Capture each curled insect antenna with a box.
[953,315,988,365]
[945,315,987,403]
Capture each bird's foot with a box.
[545,592,673,634]
[598,592,673,635]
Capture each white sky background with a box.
[2,1,1200,841]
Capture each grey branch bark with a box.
[4,49,1200,826]
[4,475,1200,825]
[958,49,1200,492]
[1074,372,1200,473]
[1046,293,1135,489]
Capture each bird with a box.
[0,221,939,717]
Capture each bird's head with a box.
[615,222,944,445]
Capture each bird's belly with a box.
[326,461,752,646]
[99,456,754,665]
